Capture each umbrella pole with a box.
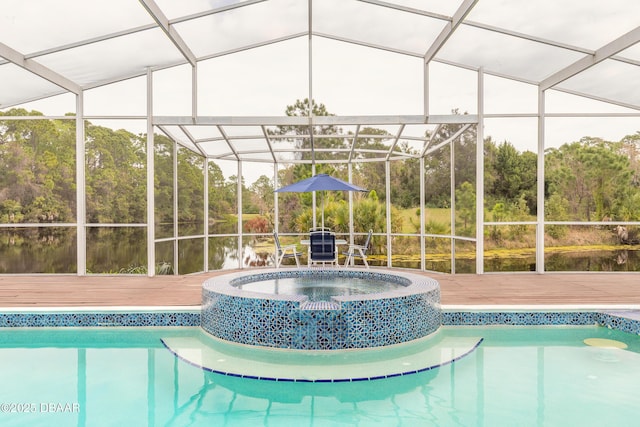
[312,191,317,229]
[321,192,324,230]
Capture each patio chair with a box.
[343,229,372,268]
[309,231,337,266]
[273,231,302,268]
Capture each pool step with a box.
[161,332,482,382]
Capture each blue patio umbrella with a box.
[275,174,367,193]
[275,174,367,228]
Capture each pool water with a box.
[1,326,640,426]
[233,276,405,301]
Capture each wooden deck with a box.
[1,270,640,308]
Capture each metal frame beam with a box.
[139,0,197,66]
[423,124,472,156]
[423,0,479,62]
[153,114,478,126]
[357,0,449,21]
[541,26,640,90]
[0,42,81,94]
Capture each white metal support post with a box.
[475,68,485,274]
[76,92,86,275]
[237,161,243,269]
[420,156,426,271]
[450,135,456,274]
[422,61,428,271]
[203,158,209,272]
[348,163,354,244]
[308,0,317,231]
[385,161,392,267]
[146,69,156,276]
[192,65,198,120]
[423,62,429,117]
[193,63,208,272]
[311,163,317,229]
[273,163,279,235]
[273,163,279,267]
[172,128,178,274]
[536,88,546,273]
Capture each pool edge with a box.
[1,305,639,335]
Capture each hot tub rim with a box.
[203,268,439,305]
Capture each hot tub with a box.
[201,269,441,350]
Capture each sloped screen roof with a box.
[1,0,638,161]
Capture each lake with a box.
[1,228,639,274]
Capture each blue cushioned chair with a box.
[309,231,337,266]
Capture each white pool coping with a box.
[0,305,201,312]
[442,304,640,311]
[3,304,640,312]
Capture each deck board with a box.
[1,270,640,308]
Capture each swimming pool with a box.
[1,325,640,426]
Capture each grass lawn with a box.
[398,207,451,233]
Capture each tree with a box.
[424,112,478,208]
[494,142,521,199]
[455,181,475,234]
[0,109,75,222]
[85,124,146,223]
[249,175,274,216]
[620,132,640,186]
[424,144,451,208]
[176,147,204,228]
[274,98,346,165]
[208,161,235,222]
[272,99,349,230]
[487,141,537,218]
[545,192,569,239]
[390,143,420,208]
[352,127,391,202]
[154,134,175,229]
[545,138,632,221]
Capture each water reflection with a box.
[617,250,628,265]
[7,327,635,426]
[1,227,640,273]
[242,244,271,268]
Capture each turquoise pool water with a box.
[233,276,406,301]
[1,326,639,426]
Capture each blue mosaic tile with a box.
[441,310,640,335]
[597,312,640,335]
[441,311,599,327]
[0,311,200,328]
[202,269,441,350]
